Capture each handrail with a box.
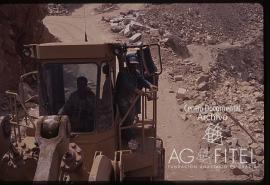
[5,90,36,130]
[20,70,38,81]
[118,89,157,150]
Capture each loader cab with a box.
[39,61,114,133]
[25,42,117,134]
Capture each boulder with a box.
[109,16,124,23]
[101,16,111,22]
[129,21,148,31]
[206,35,218,45]
[127,9,135,15]
[119,29,124,36]
[163,35,190,58]
[180,113,188,121]
[124,14,136,19]
[253,164,264,177]
[124,24,132,37]
[254,91,263,101]
[254,146,264,156]
[174,75,183,81]
[110,22,118,27]
[256,133,264,143]
[123,16,136,25]
[197,81,208,91]
[111,25,124,33]
[149,21,159,28]
[193,65,203,71]
[176,87,187,100]
[129,33,142,43]
[183,58,194,65]
[123,18,131,25]
[231,165,252,175]
[249,143,259,150]
[120,11,127,16]
[135,41,143,46]
[158,28,165,36]
[196,74,209,85]
[254,155,264,163]
[149,29,160,37]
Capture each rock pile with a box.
[48,4,71,16]
[102,9,153,45]
[47,4,82,16]
[94,4,119,13]
[214,34,264,84]
[172,35,264,179]
[102,9,191,56]
[140,3,263,45]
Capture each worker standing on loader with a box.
[115,53,157,146]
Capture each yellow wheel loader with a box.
[0,42,164,181]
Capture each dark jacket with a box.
[62,88,96,132]
[115,68,151,102]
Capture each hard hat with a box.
[126,53,139,64]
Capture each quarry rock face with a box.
[0,5,56,93]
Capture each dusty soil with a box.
[42,4,255,181]
[43,4,145,43]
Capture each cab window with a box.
[40,62,98,133]
[96,63,114,130]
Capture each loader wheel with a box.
[89,155,113,181]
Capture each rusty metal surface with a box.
[122,137,156,172]
[26,42,119,60]
[62,129,116,181]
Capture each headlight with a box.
[22,47,32,57]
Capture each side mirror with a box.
[22,45,36,58]
[127,44,163,76]
[148,44,163,75]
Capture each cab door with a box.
[38,63,65,115]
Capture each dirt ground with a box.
[42,4,253,181]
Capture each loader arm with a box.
[33,115,70,181]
